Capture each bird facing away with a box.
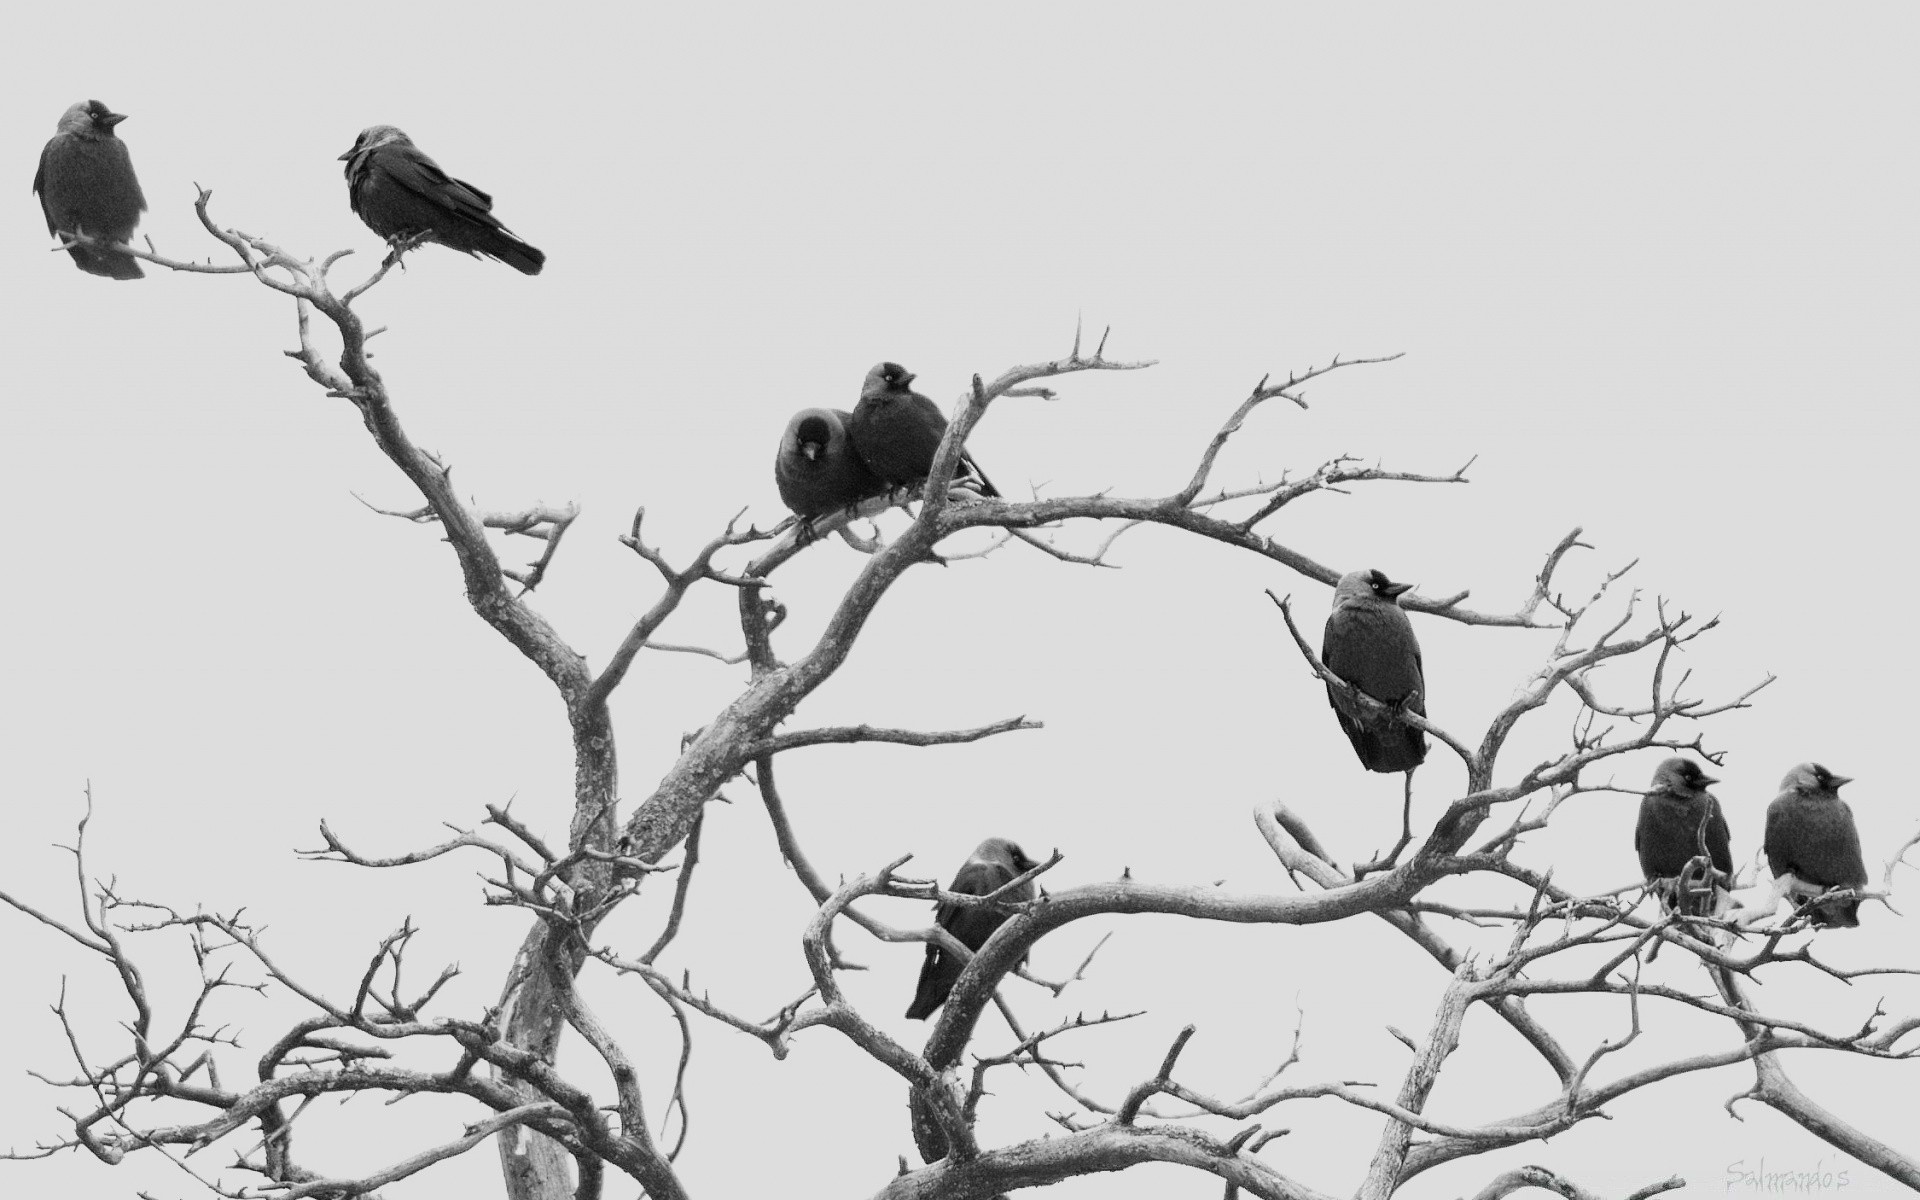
[906,838,1039,1020]
[848,362,999,498]
[1764,762,1868,928]
[34,100,147,280]
[1635,757,1734,918]
[339,126,545,274]
[1321,569,1428,773]
[774,408,886,523]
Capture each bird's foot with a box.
[382,231,431,271]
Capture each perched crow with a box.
[34,100,147,280]
[1321,569,1428,773]
[339,126,545,274]
[906,838,1038,1020]
[774,407,886,524]
[848,362,998,498]
[1765,763,1868,928]
[1635,757,1734,918]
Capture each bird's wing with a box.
[32,140,55,234]
[1802,802,1870,888]
[1633,797,1655,867]
[1762,797,1798,876]
[379,146,497,219]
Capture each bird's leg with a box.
[382,230,431,271]
[1353,769,1418,879]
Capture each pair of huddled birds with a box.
[34,101,543,279]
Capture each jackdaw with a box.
[339,126,545,274]
[1635,757,1734,918]
[34,100,146,280]
[906,838,1038,1020]
[1764,763,1868,928]
[775,407,886,524]
[849,362,998,498]
[1322,569,1428,773]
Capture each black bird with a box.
[339,126,545,274]
[34,100,147,280]
[774,408,886,524]
[848,362,999,498]
[906,838,1038,1020]
[1321,569,1428,773]
[1764,762,1869,928]
[1635,757,1734,918]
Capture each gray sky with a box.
[3,4,1915,1197]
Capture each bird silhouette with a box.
[1764,763,1868,928]
[775,407,886,526]
[339,126,544,274]
[1635,757,1734,918]
[1321,569,1428,773]
[848,362,998,498]
[34,100,146,280]
[906,838,1038,1020]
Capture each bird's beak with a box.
[900,372,917,386]
[1699,775,1720,786]
[1384,581,1416,598]
[337,147,355,161]
[1829,775,1854,788]
[103,112,128,127]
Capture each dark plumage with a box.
[848,362,999,498]
[1321,569,1428,773]
[1635,757,1734,918]
[906,838,1038,1021]
[339,126,545,274]
[34,100,147,280]
[1764,762,1868,928]
[774,407,886,522]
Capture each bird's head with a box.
[60,100,126,138]
[1650,756,1717,797]
[1335,568,1415,607]
[339,125,410,162]
[974,837,1040,876]
[861,361,915,400]
[792,411,836,462]
[1782,762,1852,794]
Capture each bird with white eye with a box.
[1321,568,1428,774]
[35,100,147,280]
[847,362,999,499]
[1634,756,1734,920]
[1759,763,1870,928]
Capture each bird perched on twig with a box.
[906,838,1039,1020]
[34,100,147,280]
[774,408,886,527]
[1764,763,1868,928]
[339,126,545,275]
[1321,569,1428,773]
[1635,757,1734,918]
[848,362,999,498]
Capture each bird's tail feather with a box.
[483,231,545,276]
[71,245,143,280]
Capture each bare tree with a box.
[3,209,1916,1200]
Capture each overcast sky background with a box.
[1,4,1915,1197]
